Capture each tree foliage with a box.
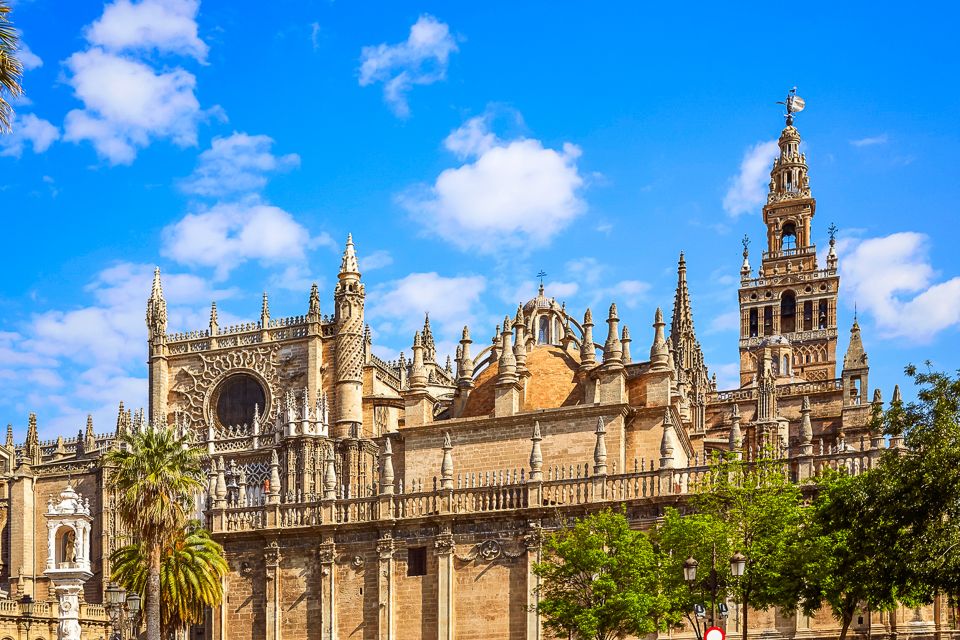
[533,509,670,640]
[103,425,206,640]
[692,452,804,617]
[0,0,23,133]
[112,522,228,637]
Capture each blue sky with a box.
[2,1,958,439]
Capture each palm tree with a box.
[112,522,228,638]
[104,425,206,640]
[0,0,24,133]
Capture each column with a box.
[435,529,455,640]
[264,541,282,640]
[377,534,395,640]
[319,539,337,640]
[524,523,543,640]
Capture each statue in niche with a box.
[63,529,77,564]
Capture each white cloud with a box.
[401,114,586,253]
[368,272,486,346]
[18,41,43,70]
[0,262,234,438]
[62,0,211,164]
[707,310,740,335]
[161,199,331,279]
[180,132,300,197]
[86,0,208,61]
[310,22,321,50]
[840,232,960,342]
[0,113,60,157]
[723,140,778,217]
[63,48,203,164]
[360,250,393,272]
[850,134,888,147]
[359,14,458,117]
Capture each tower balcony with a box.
[762,245,817,261]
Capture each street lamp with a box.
[18,594,34,633]
[126,590,141,636]
[683,556,699,583]
[106,582,126,640]
[729,552,749,640]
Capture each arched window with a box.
[780,291,796,333]
[783,355,790,375]
[781,222,797,251]
[538,316,549,344]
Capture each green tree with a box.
[112,522,228,637]
[0,0,24,133]
[693,452,804,640]
[653,507,733,633]
[104,425,206,640]
[874,367,960,602]
[533,509,668,640]
[795,470,902,640]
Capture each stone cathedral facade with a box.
[0,112,956,640]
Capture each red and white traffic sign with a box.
[705,626,725,640]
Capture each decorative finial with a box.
[777,87,805,126]
[742,234,750,258]
[828,222,838,245]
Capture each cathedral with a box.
[0,109,954,640]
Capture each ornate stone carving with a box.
[318,543,336,564]
[264,540,282,567]
[433,533,455,556]
[173,345,282,430]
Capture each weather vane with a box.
[777,87,806,125]
[827,222,838,244]
[536,270,548,287]
[742,234,750,257]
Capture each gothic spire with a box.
[498,315,517,382]
[529,421,543,480]
[260,292,270,328]
[659,408,676,469]
[422,313,436,363]
[457,326,474,382]
[308,282,321,319]
[649,307,671,372]
[579,308,596,368]
[339,232,360,278]
[621,325,632,364]
[603,303,622,365]
[409,331,428,390]
[843,315,868,370]
[209,301,219,335]
[670,252,695,350]
[146,267,167,338]
[513,306,527,372]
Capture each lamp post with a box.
[683,549,747,640]
[730,552,748,640]
[126,590,141,639]
[18,594,34,637]
[105,582,126,640]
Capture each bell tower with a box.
[738,90,840,387]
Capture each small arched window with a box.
[781,223,797,251]
[783,355,790,374]
[780,291,796,333]
[538,316,549,344]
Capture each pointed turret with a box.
[799,395,813,453]
[603,303,623,365]
[659,408,677,469]
[409,331,428,390]
[4,423,12,449]
[260,292,270,328]
[842,314,870,406]
[209,301,219,336]
[650,307,671,372]
[457,326,474,381]
[340,232,360,277]
[729,404,743,456]
[440,432,454,490]
[146,267,167,340]
[308,282,321,320]
[513,306,528,373]
[334,233,365,438]
[380,437,395,495]
[323,444,337,500]
[497,316,517,382]
[593,417,608,475]
[268,449,281,504]
[422,313,436,363]
[84,415,96,452]
[529,421,543,481]
[843,316,868,370]
[620,326,632,364]
[579,308,596,368]
[671,252,695,351]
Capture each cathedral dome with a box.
[523,283,562,314]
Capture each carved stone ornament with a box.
[351,555,365,569]
[453,539,525,563]
[318,543,336,564]
[377,536,394,560]
[433,534,455,556]
[173,345,281,430]
[264,540,282,566]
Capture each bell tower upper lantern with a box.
[737,90,840,387]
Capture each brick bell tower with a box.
[738,89,840,387]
